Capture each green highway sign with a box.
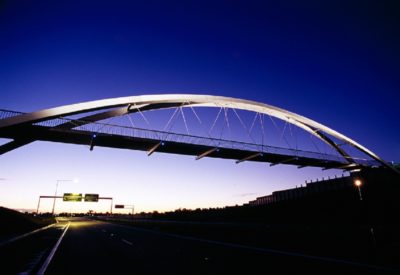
[84,194,99,202]
[63,193,83,202]
[115,204,124,208]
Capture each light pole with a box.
[51,178,78,215]
[354,179,363,200]
[37,196,41,214]
[354,178,377,256]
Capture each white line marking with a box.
[121,239,133,246]
[37,222,70,275]
[102,229,106,233]
[108,221,400,273]
[0,223,56,247]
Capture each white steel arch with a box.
[0,94,392,170]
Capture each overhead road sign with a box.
[63,193,82,202]
[84,194,99,202]
[114,204,134,214]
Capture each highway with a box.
[1,217,398,274]
[46,218,396,275]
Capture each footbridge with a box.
[0,94,396,173]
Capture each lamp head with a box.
[354,179,362,187]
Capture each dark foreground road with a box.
[0,221,67,274]
[39,217,397,275]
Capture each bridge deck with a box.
[0,124,351,169]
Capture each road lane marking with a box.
[121,239,133,246]
[0,223,56,247]
[109,222,400,273]
[102,229,107,233]
[37,222,70,275]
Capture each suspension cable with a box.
[209,107,223,136]
[268,115,292,149]
[259,113,266,152]
[134,104,151,127]
[133,103,162,140]
[288,122,297,155]
[126,113,135,128]
[219,110,226,141]
[125,113,136,137]
[180,107,190,135]
[232,108,256,144]
[249,112,259,134]
[164,108,180,131]
[189,106,218,148]
[189,106,202,124]
[223,108,232,140]
[309,133,322,154]
[161,107,182,142]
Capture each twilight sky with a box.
[0,1,399,213]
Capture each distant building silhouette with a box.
[247,173,354,206]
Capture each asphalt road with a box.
[39,217,397,275]
[0,222,66,274]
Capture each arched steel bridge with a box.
[0,94,396,173]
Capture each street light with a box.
[51,178,79,215]
[354,177,377,252]
[354,179,363,201]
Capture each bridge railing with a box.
[0,109,24,120]
[34,116,359,164]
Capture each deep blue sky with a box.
[0,1,399,212]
